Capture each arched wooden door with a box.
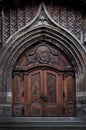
[12,43,76,117]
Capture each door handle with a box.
[40,93,44,99]
[43,96,48,102]
[40,93,48,102]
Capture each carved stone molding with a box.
[0,1,86,46]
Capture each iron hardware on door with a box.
[41,93,48,102]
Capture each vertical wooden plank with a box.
[44,70,47,97]
[21,74,24,105]
[20,74,24,116]
[57,73,64,116]
[23,73,31,116]
[43,70,47,116]
[14,74,20,103]
[28,73,32,116]
[66,74,76,116]
[30,70,43,116]
[24,73,29,104]
[45,70,57,117]
[40,69,44,114]
[63,74,68,116]
[12,74,15,116]
[12,73,21,116]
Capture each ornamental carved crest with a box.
[14,42,73,71]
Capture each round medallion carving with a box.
[36,46,50,64]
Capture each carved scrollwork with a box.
[18,42,72,71]
[47,73,56,103]
[32,73,40,103]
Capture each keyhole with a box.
[22,91,24,97]
[63,91,65,98]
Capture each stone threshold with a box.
[0,117,86,128]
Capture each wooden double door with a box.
[24,69,64,117]
[12,43,76,117]
[12,68,75,117]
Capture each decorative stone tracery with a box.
[0,0,86,46]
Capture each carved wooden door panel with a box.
[12,43,76,117]
[43,70,64,117]
[12,69,43,117]
[30,70,43,116]
[13,69,75,117]
[43,70,57,116]
[29,69,60,117]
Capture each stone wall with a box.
[0,0,86,46]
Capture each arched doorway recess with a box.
[12,42,75,117]
[0,3,86,117]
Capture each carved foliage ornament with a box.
[47,73,56,103]
[14,42,73,71]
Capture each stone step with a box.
[0,117,86,130]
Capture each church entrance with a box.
[12,42,76,117]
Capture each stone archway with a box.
[0,3,86,117]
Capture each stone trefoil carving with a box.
[37,8,49,26]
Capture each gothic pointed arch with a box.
[0,3,86,116]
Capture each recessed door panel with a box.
[13,69,75,117]
[44,70,58,116]
[30,70,43,116]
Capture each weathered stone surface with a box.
[0,105,11,117]
[0,117,86,130]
